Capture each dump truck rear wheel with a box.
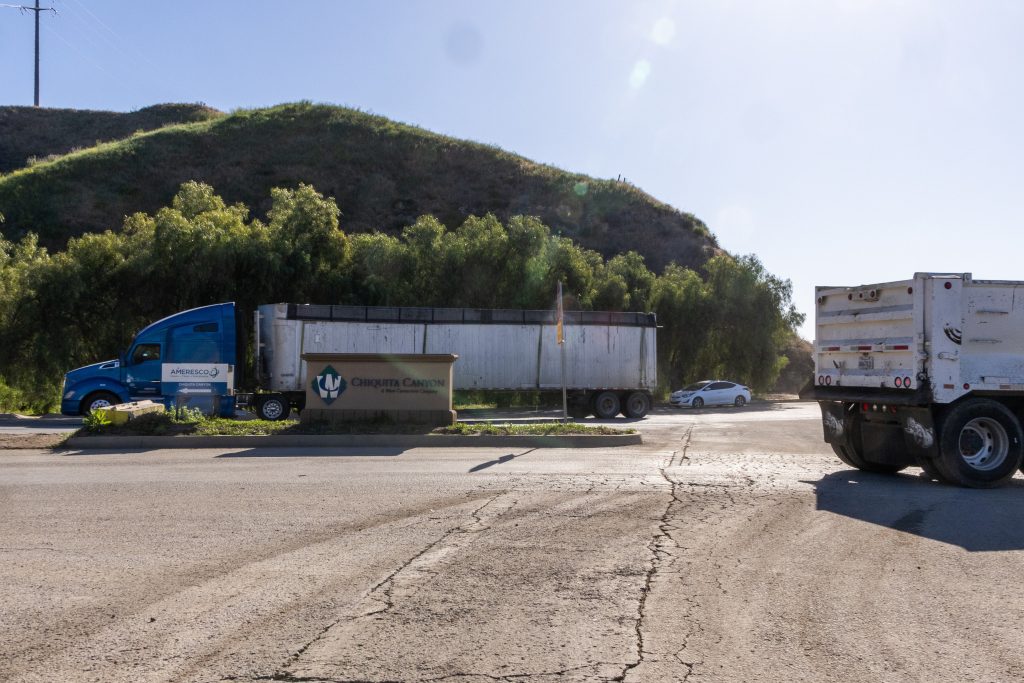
[830,442,905,474]
[82,391,120,416]
[935,399,1022,488]
[915,455,947,483]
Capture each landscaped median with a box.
[64,409,641,449]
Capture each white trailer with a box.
[253,303,657,420]
[805,272,1024,487]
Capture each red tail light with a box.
[894,377,903,387]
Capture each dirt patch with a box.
[0,433,67,450]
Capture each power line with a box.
[61,0,159,72]
[2,1,57,106]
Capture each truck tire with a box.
[915,455,947,483]
[593,391,621,419]
[830,443,905,474]
[82,391,120,416]
[257,395,290,421]
[934,399,1023,488]
[623,392,650,418]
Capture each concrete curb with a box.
[64,433,642,450]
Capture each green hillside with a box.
[0,103,223,174]
[0,102,717,273]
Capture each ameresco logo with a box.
[169,367,219,378]
[161,364,230,383]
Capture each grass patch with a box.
[72,409,633,437]
[453,390,564,410]
[435,421,633,436]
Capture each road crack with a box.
[614,427,694,682]
[272,492,515,680]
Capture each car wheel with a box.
[734,395,746,407]
[623,392,650,418]
[257,395,291,421]
[593,391,621,419]
[691,397,704,409]
[934,399,1022,488]
[82,391,120,416]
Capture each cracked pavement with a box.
[3,402,1024,682]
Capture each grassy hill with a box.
[0,103,223,174]
[0,102,717,272]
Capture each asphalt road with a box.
[0,414,82,434]
[2,402,1023,682]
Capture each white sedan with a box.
[669,380,751,408]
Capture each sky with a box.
[1,0,1023,340]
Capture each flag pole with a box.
[558,281,567,421]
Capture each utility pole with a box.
[2,1,57,106]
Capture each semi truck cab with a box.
[60,302,238,416]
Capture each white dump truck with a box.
[253,303,657,421]
[805,273,1024,487]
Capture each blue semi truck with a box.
[61,301,658,420]
[60,302,240,418]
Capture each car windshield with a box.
[683,382,711,391]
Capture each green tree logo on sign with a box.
[312,365,346,405]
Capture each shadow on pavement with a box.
[216,447,407,458]
[810,470,1024,552]
[469,448,536,472]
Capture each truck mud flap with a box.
[861,407,939,467]
[819,401,855,449]
[819,401,938,467]
[895,407,939,460]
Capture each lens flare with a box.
[629,60,651,89]
[651,17,676,45]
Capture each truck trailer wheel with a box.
[256,395,290,421]
[593,391,621,419]
[935,399,1023,488]
[623,392,650,418]
[82,391,120,416]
